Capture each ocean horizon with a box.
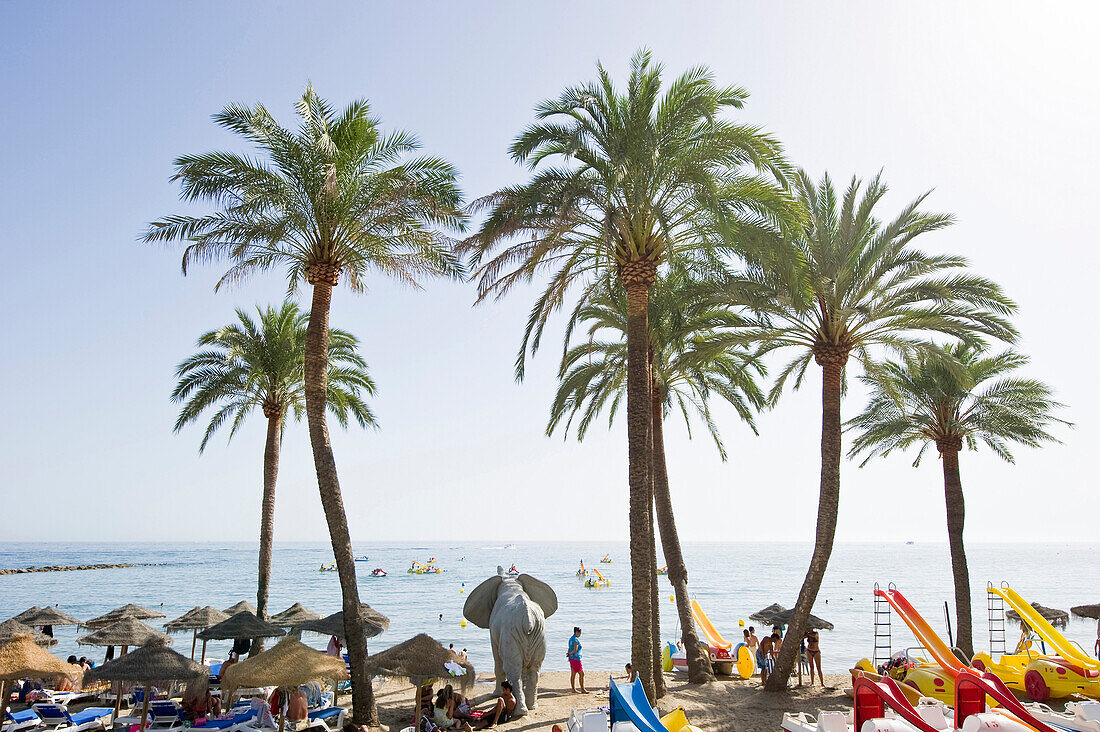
[3,541,1097,676]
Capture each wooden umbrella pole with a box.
[139,684,151,731]
[201,639,208,665]
[191,630,198,660]
[112,680,122,720]
[413,684,422,732]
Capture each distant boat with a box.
[504,544,516,550]
[319,562,338,572]
[370,568,387,577]
[906,541,915,545]
[506,564,519,576]
[600,554,613,564]
[354,555,369,561]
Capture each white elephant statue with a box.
[462,566,558,717]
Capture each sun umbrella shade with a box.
[10,607,43,624]
[0,620,57,647]
[301,605,389,640]
[221,636,347,699]
[85,604,166,629]
[78,618,171,647]
[166,606,229,632]
[269,603,321,628]
[749,603,788,626]
[1007,602,1069,628]
[198,612,285,641]
[222,602,257,617]
[767,608,834,631]
[20,607,82,627]
[365,634,473,690]
[1071,604,1100,620]
[0,634,82,681]
[85,642,207,684]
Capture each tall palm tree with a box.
[459,50,792,697]
[144,85,465,723]
[549,270,766,683]
[172,302,376,654]
[715,170,1018,690]
[846,343,1067,657]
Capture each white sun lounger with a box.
[30,704,111,732]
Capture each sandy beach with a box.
[368,670,852,732]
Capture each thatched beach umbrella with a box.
[1072,604,1100,636]
[198,612,284,665]
[0,620,58,647]
[86,640,208,729]
[9,607,42,624]
[85,604,166,629]
[79,617,172,668]
[749,603,788,626]
[20,607,82,629]
[165,606,229,660]
[1007,602,1069,628]
[301,604,389,642]
[0,633,83,715]
[222,637,348,730]
[222,601,257,617]
[769,607,835,631]
[269,603,321,629]
[365,634,473,731]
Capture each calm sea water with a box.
[2,542,1098,676]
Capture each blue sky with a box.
[1,2,1097,544]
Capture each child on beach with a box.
[568,627,587,693]
[624,663,636,682]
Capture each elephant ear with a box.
[463,576,503,628]
[518,574,558,618]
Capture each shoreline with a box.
[0,563,166,575]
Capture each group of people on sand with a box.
[743,625,824,686]
[418,682,517,731]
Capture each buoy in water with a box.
[669,594,674,602]
[460,620,467,628]
[739,619,745,627]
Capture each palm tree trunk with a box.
[651,390,714,683]
[650,485,666,698]
[624,275,655,700]
[305,280,376,725]
[941,443,973,658]
[766,348,846,691]
[252,411,282,657]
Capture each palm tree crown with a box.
[144,84,465,291]
[460,49,793,375]
[723,169,1018,392]
[847,343,1068,465]
[548,269,765,457]
[172,302,376,449]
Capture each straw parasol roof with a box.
[85,604,166,629]
[165,606,229,632]
[0,634,82,681]
[85,640,208,684]
[749,603,788,626]
[364,634,474,690]
[1071,604,1100,620]
[221,636,347,699]
[20,607,81,627]
[1007,602,1069,628]
[78,618,171,647]
[301,605,389,640]
[9,607,42,624]
[269,603,321,629]
[0,620,57,647]
[222,601,257,616]
[198,612,285,641]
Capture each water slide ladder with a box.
[987,581,1007,656]
[873,582,893,668]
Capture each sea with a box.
[2,541,1098,676]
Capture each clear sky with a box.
[1,2,1096,545]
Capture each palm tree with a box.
[459,50,792,697]
[172,302,375,654]
[846,343,1067,657]
[549,270,766,683]
[715,170,1018,691]
[144,85,464,723]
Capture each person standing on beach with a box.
[805,629,823,686]
[326,635,342,657]
[567,627,587,693]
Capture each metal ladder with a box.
[987,581,1006,656]
[873,582,892,668]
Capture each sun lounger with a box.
[305,707,346,730]
[193,708,258,730]
[30,704,112,732]
[146,700,186,732]
[43,692,97,708]
[3,708,41,732]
